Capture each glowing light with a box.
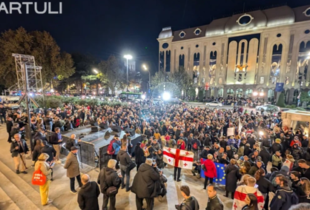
[259,92,264,96]
[51,89,54,93]
[141,95,146,100]
[124,55,133,60]
[253,92,258,96]
[93,69,98,74]
[162,92,171,101]
[259,131,264,136]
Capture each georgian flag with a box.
[163,147,194,170]
[233,185,264,210]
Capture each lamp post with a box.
[124,54,133,92]
[142,64,151,92]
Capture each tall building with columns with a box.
[157,5,310,103]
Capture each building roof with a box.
[158,5,310,41]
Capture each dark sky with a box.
[0,0,308,76]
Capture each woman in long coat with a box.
[201,154,217,189]
[225,159,241,199]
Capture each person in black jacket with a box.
[225,159,241,199]
[0,103,6,124]
[255,168,274,209]
[32,139,43,165]
[134,142,145,171]
[259,146,271,166]
[49,127,63,164]
[97,159,121,210]
[6,117,13,142]
[131,158,161,210]
[10,133,29,174]
[78,174,100,210]
[117,142,133,192]
[206,184,223,210]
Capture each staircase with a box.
[0,160,59,210]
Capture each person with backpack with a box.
[175,185,199,210]
[270,174,299,210]
[97,159,121,210]
[107,134,121,159]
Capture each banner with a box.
[200,159,226,185]
[163,147,194,170]
[275,82,284,92]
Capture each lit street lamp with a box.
[124,54,133,92]
[142,64,151,92]
[93,68,98,74]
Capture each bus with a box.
[118,92,142,101]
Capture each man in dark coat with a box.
[0,103,6,124]
[134,142,146,171]
[176,185,200,210]
[78,174,100,210]
[117,142,133,191]
[259,146,271,166]
[131,158,161,210]
[206,184,223,210]
[225,160,241,199]
[10,133,29,174]
[97,159,121,210]
[6,116,13,142]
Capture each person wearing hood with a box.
[269,165,290,184]
[131,158,161,210]
[116,142,133,192]
[97,159,121,210]
[291,144,303,160]
[78,174,100,210]
[175,185,199,210]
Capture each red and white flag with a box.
[163,147,194,170]
[233,185,264,210]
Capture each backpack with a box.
[192,142,198,150]
[32,164,47,186]
[107,139,117,155]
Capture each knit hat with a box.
[275,138,281,143]
[281,165,289,173]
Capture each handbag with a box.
[201,164,207,171]
[106,186,118,196]
[32,164,47,186]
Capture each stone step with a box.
[0,161,59,210]
[0,185,21,210]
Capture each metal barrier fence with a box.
[45,131,97,167]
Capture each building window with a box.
[179,31,186,38]
[303,7,310,17]
[276,33,281,37]
[162,43,169,49]
[305,30,310,34]
[237,14,254,26]
[194,28,201,35]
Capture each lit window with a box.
[179,31,186,38]
[237,14,254,26]
[194,28,201,35]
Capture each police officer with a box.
[270,174,299,210]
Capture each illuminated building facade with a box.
[157,5,310,102]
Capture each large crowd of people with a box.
[2,99,310,210]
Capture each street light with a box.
[142,64,151,92]
[93,69,98,74]
[124,54,133,92]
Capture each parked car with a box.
[206,101,223,107]
[255,104,281,113]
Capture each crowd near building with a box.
[157,5,310,103]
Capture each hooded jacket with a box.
[77,181,100,210]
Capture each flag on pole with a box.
[233,185,264,210]
[200,159,226,185]
[163,147,194,170]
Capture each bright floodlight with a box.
[124,54,132,60]
[51,89,54,93]
[143,64,147,70]
[259,92,264,96]
[259,131,264,136]
[141,94,146,100]
[162,92,171,101]
[253,92,258,96]
[93,69,98,74]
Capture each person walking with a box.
[49,127,63,164]
[64,146,82,194]
[201,154,217,189]
[131,158,161,210]
[35,153,53,206]
[97,159,121,210]
[6,116,13,142]
[134,142,145,171]
[206,184,223,210]
[78,174,100,210]
[10,133,29,174]
[117,142,133,192]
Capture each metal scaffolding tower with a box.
[12,53,43,93]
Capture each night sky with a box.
[0,0,308,76]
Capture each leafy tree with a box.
[276,92,285,107]
[97,56,125,94]
[0,27,75,88]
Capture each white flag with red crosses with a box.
[163,147,194,169]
